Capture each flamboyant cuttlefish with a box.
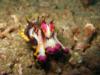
[41,20,69,54]
[19,19,47,62]
[19,18,69,63]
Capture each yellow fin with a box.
[19,28,29,42]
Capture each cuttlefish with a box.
[19,19,47,62]
[41,20,69,54]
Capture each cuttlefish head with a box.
[41,20,55,38]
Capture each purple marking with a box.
[37,55,47,62]
[63,47,69,53]
[55,43,61,50]
[46,43,61,54]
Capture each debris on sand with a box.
[0,25,19,39]
[0,15,20,39]
[74,23,96,52]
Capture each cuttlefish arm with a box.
[34,30,46,62]
[19,26,38,49]
[34,45,39,56]
[34,43,45,56]
[37,44,46,62]
[54,33,69,53]
[19,28,29,42]
[28,28,34,38]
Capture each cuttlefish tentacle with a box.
[54,33,69,53]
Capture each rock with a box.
[74,23,96,52]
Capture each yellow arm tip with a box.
[19,29,29,42]
[34,46,39,56]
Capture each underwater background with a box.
[0,0,100,75]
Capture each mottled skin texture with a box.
[41,21,62,54]
[41,21,69,55]
[46,43,61,54]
